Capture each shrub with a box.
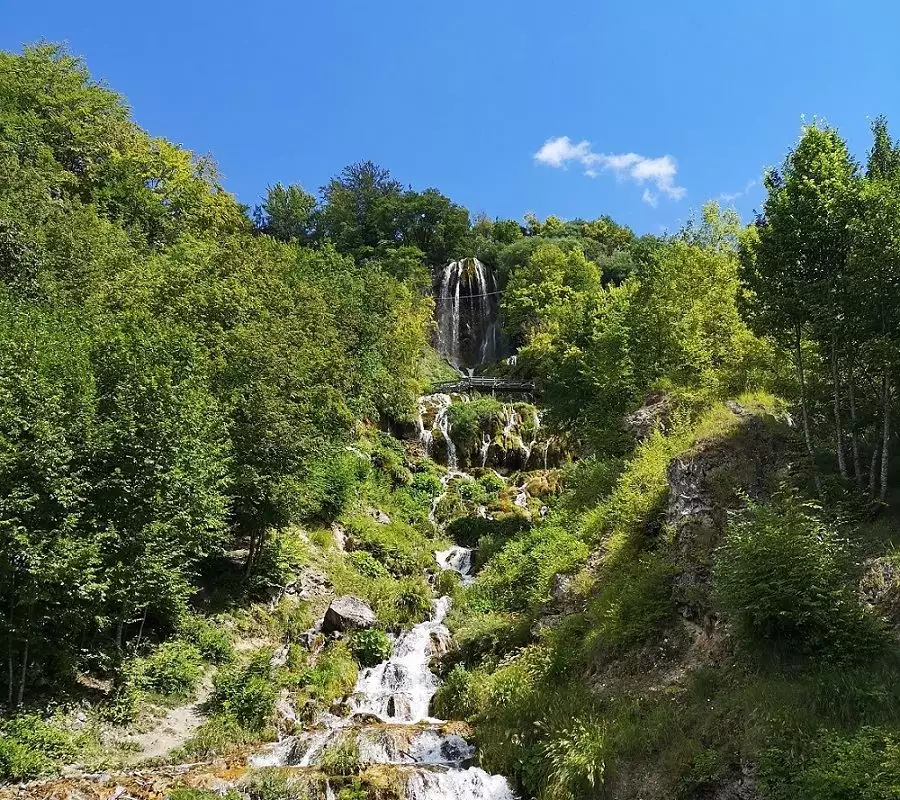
[248,529,308,596]
[758,727,900,800]
[300,642,358,704]
[431,665,481,720]
[0,715,77,781]
[478,471,506,496]
[467,526,588,613]
[541,719,608,800]
[179,714,253,759]
[318,736,361,776]
[714,498,885,662]
[346,550,389,580]
[411,470,443,496]
[391,577,433,625]
[210,652,277,730]
[454,611,532,667]
[435,568,461,599]
[181,616,234,663]
[446,397,504,451]
[139,640,203,695]
[445,514,529,549]
[349,628,393,668]
[346,517,430,577]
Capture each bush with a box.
[210,652,277,730]
[181,616,234,663]
[346,550,389,580]
[349,628,393,668]
[139,640,204,695]
[445,514,529,549]
[318,735,361,776]
[435,568,461,599]
[391,577,433,625]
[346,517,430,577]
[758,727,900,800]
[454,611,532,667]
[411,470,443,497]
[431,665,481,720]
[714,498,885,662]
[478,471,506,496]
[178,714,253,759]
[0,715,77,782]
[248,529,309,596]
[541,719,608,800]
[299,642,358,704]
[446,397,504,452]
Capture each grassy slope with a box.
[436,394,900,800]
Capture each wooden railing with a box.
[431,376,535,394]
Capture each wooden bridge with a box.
[431,376,535,394]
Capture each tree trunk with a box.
[832,339,848,479]
[880,369,892,502]
[794,326,820,492]
[16,638,28,707]
[848,368,863,488]
[869,437,880,497]
[7,645,13,708]
[134,606,148,651]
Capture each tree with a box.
[742,123,858,480]
[254,183,317,243]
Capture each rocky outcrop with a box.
[623,391,672,442]
[322,595,377,633]
[666,408,781,621]
[860,556,900,627]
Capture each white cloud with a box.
[718,179,757,204]
[534,136,686,202]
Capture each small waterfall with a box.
[435,258,505,371]
[251,547,513,800]
[417,393,457,471]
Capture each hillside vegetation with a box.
[2,43,900,800]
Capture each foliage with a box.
[318,736,362,776]
[136,640,204,696]
[348,628,393,668]
[714,497,885,662]
[180,616,234,664]
[758,727,900,800]
[0,714,79,781]
[209,651,277,730]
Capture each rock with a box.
[295,567,330,600]
[860,556,900,625]
[322,595,376,633]
[331,522,347,551]
[666,411,780,621]
[710,760,757,800]
[270,644,290,668]
[369,507,391,525]
[623,391,671,442]
[275,694,297,725]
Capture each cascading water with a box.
[253,548,515,800]
[435,257,505,372]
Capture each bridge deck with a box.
[431,376,535,394]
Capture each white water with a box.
[252,546,514,800]
[436,258,504,371]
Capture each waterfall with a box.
[435,257,505,371]
[251,548,514,800]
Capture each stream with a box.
[252,545,515,800]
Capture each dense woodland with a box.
[2,43,900,800]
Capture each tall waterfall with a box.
[435,257,505,372]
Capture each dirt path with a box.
[124,678,212,762]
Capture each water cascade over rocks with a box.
[435,258,505,372]
[252,549,515,800]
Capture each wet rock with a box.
[322,595,377,633]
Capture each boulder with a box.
[322,595,377,633]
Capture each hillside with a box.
[2,44,900,800]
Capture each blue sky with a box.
[3,0,899,233]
